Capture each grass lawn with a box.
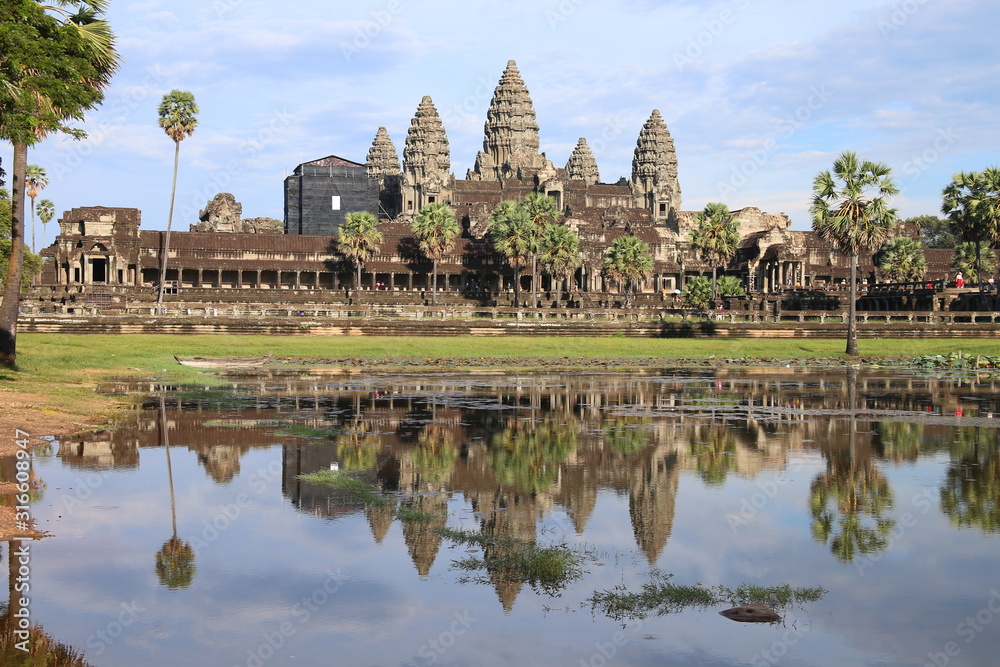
[3,333,1000,429]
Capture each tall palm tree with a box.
[411,202,460,306]
[688,202,739,302]
[337,211,382,306]
[37,198,55,249]
[538,224,581,308]
[156,90,199,305]
[521,192,559,308]
[488,201,534,306]
[0,1,118,368]
[950,241,997,282]
[24,164,48,253]
[811,151,898,356]
[942,167,1000,290]
[602,235,654,307]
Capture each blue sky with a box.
[9,0,1000,234]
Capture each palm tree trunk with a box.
[0,141,28,368]
[976,242,983,292]
[157,139,181,305]
[712,266,718,304]
[513,268,521,307]
[355,264,363,305]
[531,255,538,308]
[29,199,36,255]
[847,252,859,356]
[431,259,438,306]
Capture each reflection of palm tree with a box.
[412,425,458,481]
[488,422,577,493]
[940,427,1000,533]
[689,426,738,486]
[603,417,651,456]
[875,421,923,462]
[810,369,896,563]
[156,396,196,589]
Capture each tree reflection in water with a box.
[941,426,1000,533]
[155,395,196,590]
[487,421,577,494]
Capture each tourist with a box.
[956,272,964,288]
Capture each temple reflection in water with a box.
[61,369,1000,608]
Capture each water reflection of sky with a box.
[11,369,1000,666]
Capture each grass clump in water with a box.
[297,469,388,506]
[587,570,826,621]
[438,527,586,596]
[273,423,342,439]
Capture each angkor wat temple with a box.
[33,60,944,312]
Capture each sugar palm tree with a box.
[538,224,581,308]
[24,164,48,253]
[36,198,55,249]
[337,211,382,305]
[488,201,534,306]
[521,192,560,307]
[811,151,898,356]
[877,237,926,283]
[942,168,1000,290]
[951,241,997,282]
[688,202,739,302]
[156,90,199,305]
[411,202,460,306]
[602,235,654,307]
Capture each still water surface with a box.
[17,367,1000,666]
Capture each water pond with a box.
[11,366,1000,666]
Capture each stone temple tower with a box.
[366,126,402,218]
[469,60,553,181]
[401,96,453,217]
[565,138,600,184]
[630,109,681,225]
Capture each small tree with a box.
[411,202,460,305]
[521,192,559,307]
[716,275,745,298]
[156,90,199,305]
[488,200,533,306]
[24,164,48,253]
[951,242,996,283]
[36,198,55,249]
[689,202,739,302]
[337,211,382,306]
[602,235,653,307]
[681,276,712,309]
[538,224,581,308]
[811,151,898,356]
[877,237,926,283]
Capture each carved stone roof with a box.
[565,138,600,184]
[471,60,551,180]
[366,126,401,178]
[302,155,364,168]
[403,96,451,178]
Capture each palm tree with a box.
[951,241,997,282]
[36,198,55,249]
[688,202,739,302]
[942,168,1000,290]
[156,90,199,306]
[337,211,382,305]
[488,201,534,306]
[602,235,654,307]
[811,151,898,356]
[24,164,48,253]
[877,237,926,283]
[0,1,118,368]
[411,202,460,306]
[521,192,559,307]
[538,224,581,308]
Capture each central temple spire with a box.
[469,60,552,181]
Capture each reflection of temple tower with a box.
[469,60,554,181]
[365,503,395,544]
[195,445,242,483]
[555,461,598,534]
[400,494,449,576]
[629,446,680,565]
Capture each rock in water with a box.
[719,603,781,622]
